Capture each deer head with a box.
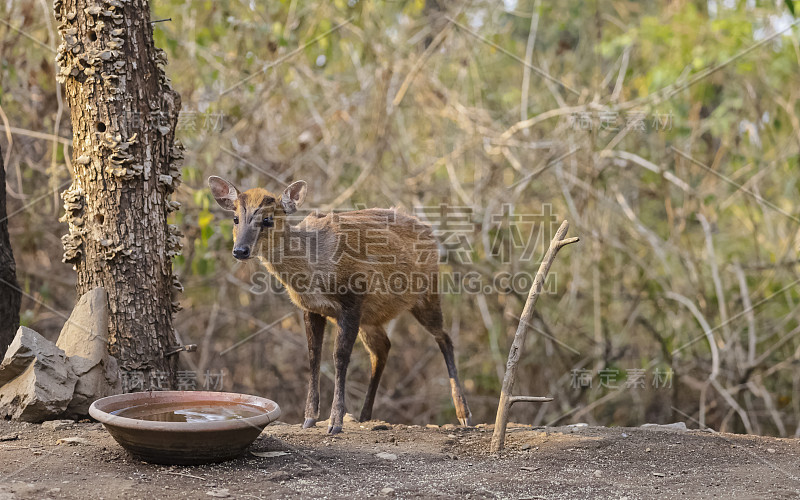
[208,176,307,260]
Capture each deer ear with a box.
[281,180,307,214]
[208,176,239,211]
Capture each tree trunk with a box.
[54,0,183,387]
[0,146,21,354]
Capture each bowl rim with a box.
[89,390,281,433]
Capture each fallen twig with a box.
[164,471,207,480]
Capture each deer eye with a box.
[233,216,239,225]
[262,216,274,228]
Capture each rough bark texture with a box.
[0,145,21,355]
[54,0,183,382]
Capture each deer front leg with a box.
[328,304,362,435]
[303,311,326,429]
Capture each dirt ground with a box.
[0,417,798,499]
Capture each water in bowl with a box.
[111,401,265,423]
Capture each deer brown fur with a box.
[209,176,472,434]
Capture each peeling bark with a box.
[0,146,21,354]
[54,0,183,382]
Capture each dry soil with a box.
[0,418,798,499]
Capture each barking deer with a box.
[208,176,472,434]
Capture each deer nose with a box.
[232,246,250,260]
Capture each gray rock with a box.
[0,327,77,422]
[56,287,109,373]
[41,420,75,431]
[56,437,89,445]
[264,471,293,482]
[641,422,687,431]
[205,488,231,498]
[55,287,121,418]
[0,327,44,385]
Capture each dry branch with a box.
[491,220,579,453]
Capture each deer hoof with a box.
[459,416,473,427]
[302,418,317,429]
[327,425,342,435]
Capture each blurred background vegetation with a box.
[2,0,800,435]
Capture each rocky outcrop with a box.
[0,287,121,422]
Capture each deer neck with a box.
[257,219,318,284]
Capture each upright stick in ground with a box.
[491,220,580,453]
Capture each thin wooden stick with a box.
[491,220,579,453]
[509,396,553,404]
[164,471,207,480]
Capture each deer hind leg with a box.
[303,311,326,429]
[357,325,391,422]
[412,299,473,427]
